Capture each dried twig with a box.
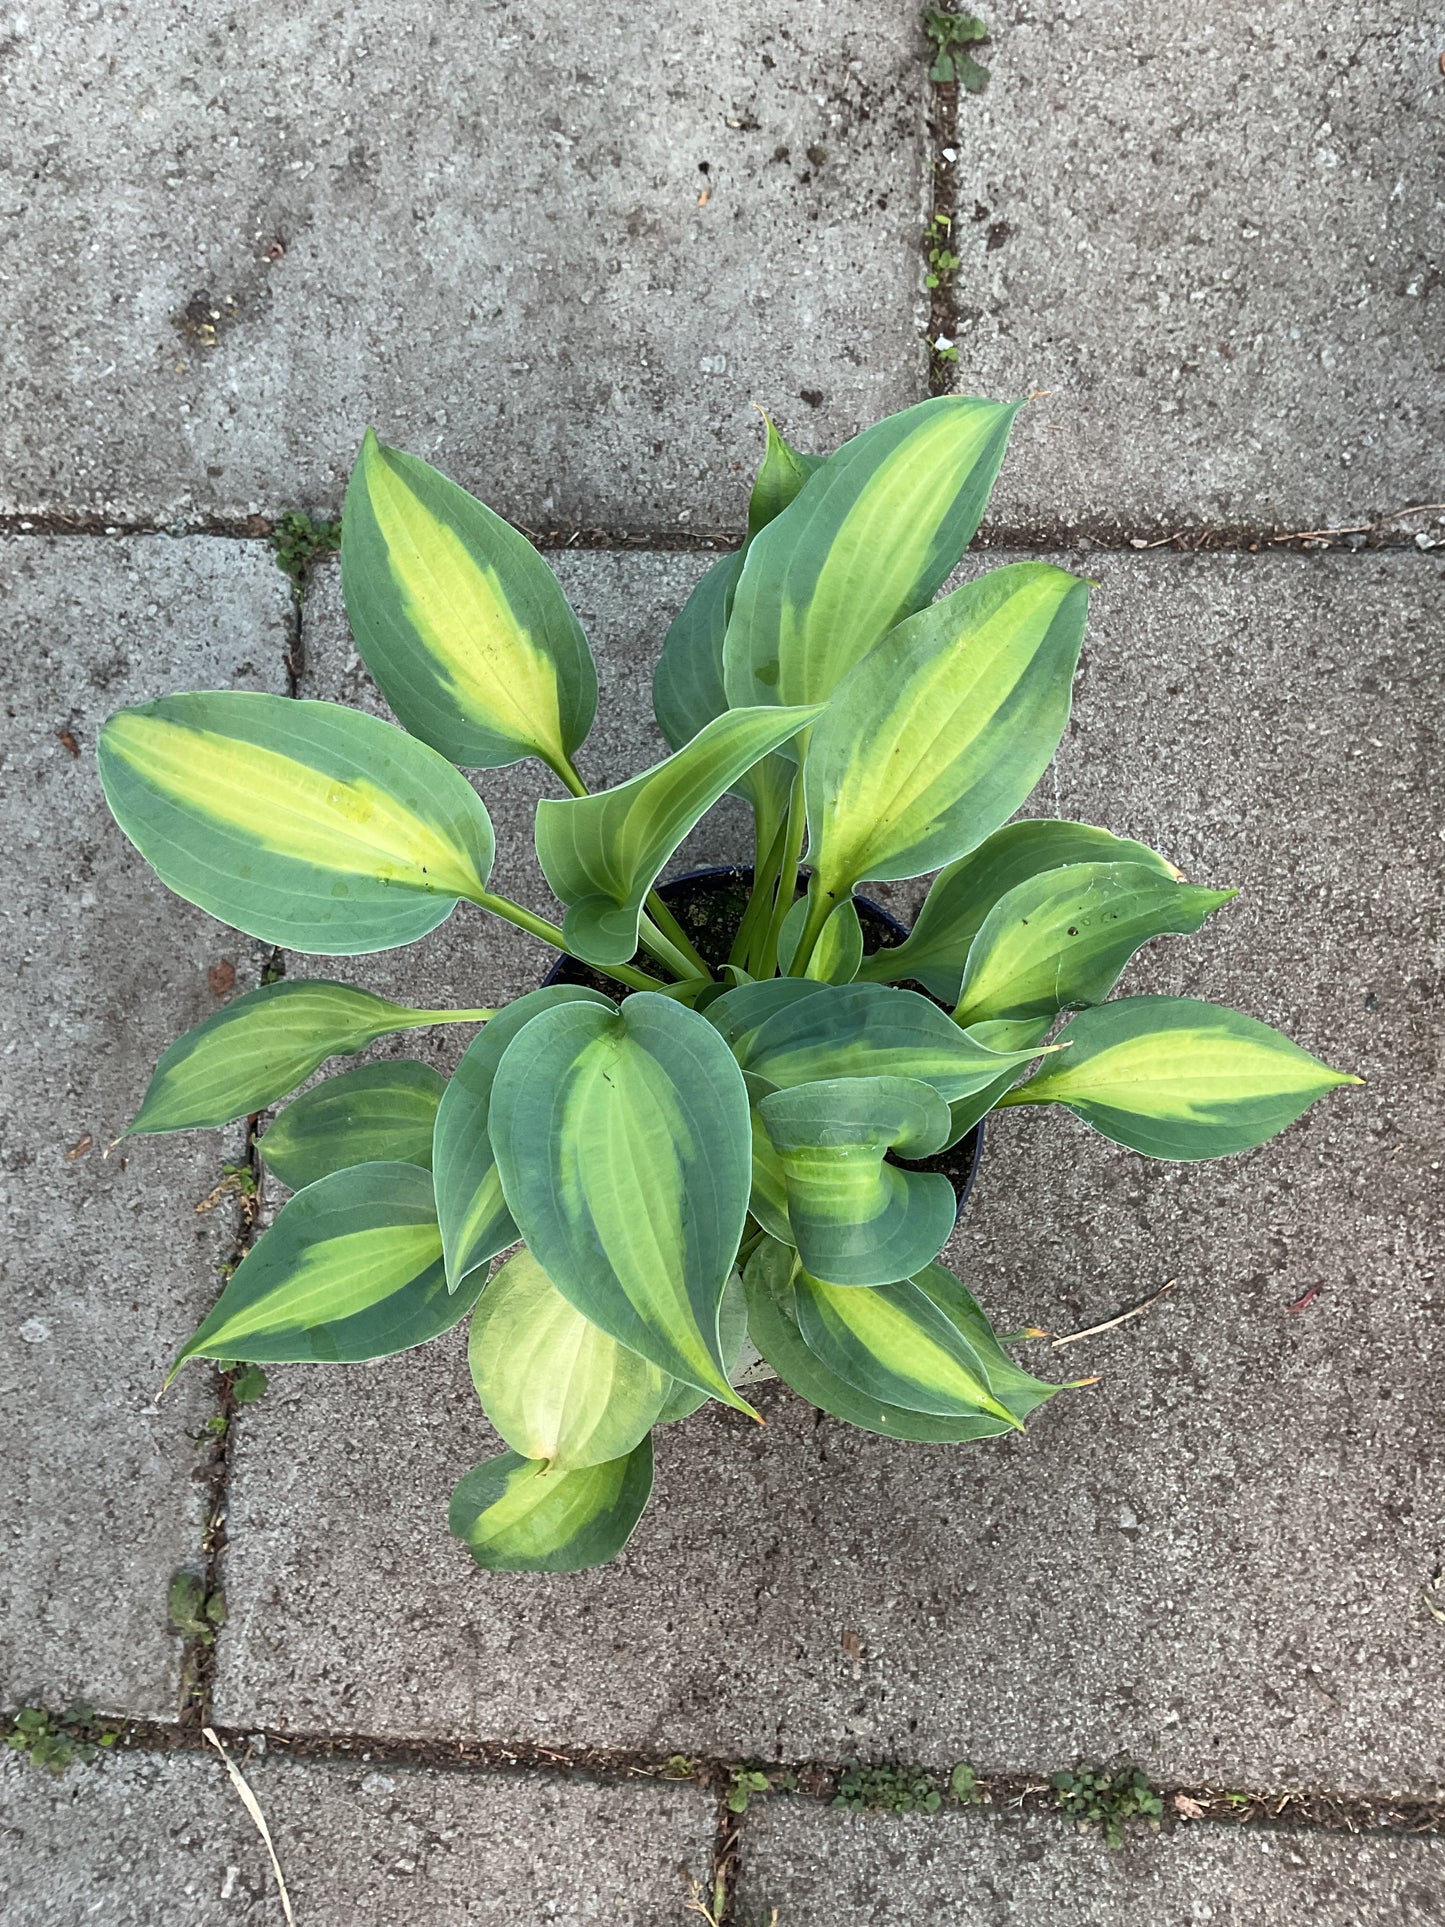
[202,1727,297,1925]
[1050,1278,1178,1349]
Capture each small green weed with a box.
[231,1362,269,1405]
[949,1760,984,1804]
[168,1570,227,1645]
[1052,1763,1164,1848]
[271,510,341,598]
[922,9,992,92]
[834,1762,943,1814]
[3,1703,121,1775]
[925,212,961,291]
[725,1764,796,1813]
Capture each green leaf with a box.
[732,982,1047,1104]
[341,430,597,776]
[742,1237,1015,1440]
[129,980,485,1135]
[653,420,820,848]
[805,563,1089,896]
[955,862,1237,1027]
[1001,996,1360,1159]
[855,820,1180,1003]
[535,703,822,966]
[433,985,613,1291]
[490,993,756,1411]
[938,1015,1054,1146]
[230,1363,268,1405]
[258,1059,445,1190]
[792,1268,1021,1426]
[723,395,1019,714]
[758,1076,957,1286]
[653,1271,749,1424]
[173,1162,482,1373]
[748,415,826,536]
[778,888,864,983]
[910,1262,1060,1421]
[468,1247,671,1471]
[653,551,743,754]
[702,977,830,1056]
[449,1439,654,1574]
[99,692,495,954]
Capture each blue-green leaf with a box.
[173,1163,480,1373]
[258,1059,445,1189]
[855,819,1181,1002]
[432,985,612,1291]
[1001,996,1360,1159]
[127,980,489,1135]
[535,704,822,966]
[99,692,495,954]
[758,1076,956,1286]
[489,993,756,1410]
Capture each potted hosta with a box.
[99,398,1357,1572]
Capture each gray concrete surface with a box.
[216,549,1445,1793]
[735,1801,1445,1926]
[0,1750,718,1925]
[0,1,927,530]
[0,537,291,1719]
[951,4,1444,535]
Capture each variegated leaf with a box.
[535,703,821,966]
[855,819,1181,1002]
[757,1075,956,1286]
[792,1266,1020,1427]
[803,564,1089,913]
[467,1247,671,1471]
[172,1162,479,1374]
[723,395,1019,714]
[128,979,489,1135]
[489,993,756,1410]
[449,1439,653,1573]
[731,982,1046,1104]
[258,1059,445,1190]
[1001,996,1360,1159]
[342,430,597,775]
[99,692,495,953]
[432,985,613,1291]
[954,862,1236,1026]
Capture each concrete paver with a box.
[216,549,1444,1793]
[0,537,291,1718]
[950,4,1444,534]
[0,1750,718,1926]
[735,1801,1445,1927]
[1,0,928,529]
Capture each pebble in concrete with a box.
[950,5,1444,535]
[0,538,291,1719]
[1,1,927,528]
[0,1751,718,1926]
[734,1802,1445,1927]
[215,548,1445,1793]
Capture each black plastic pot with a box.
[543,865,985,1218]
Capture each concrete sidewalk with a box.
[2,5,1442,1923]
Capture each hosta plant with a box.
[99,397,1358,1573]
